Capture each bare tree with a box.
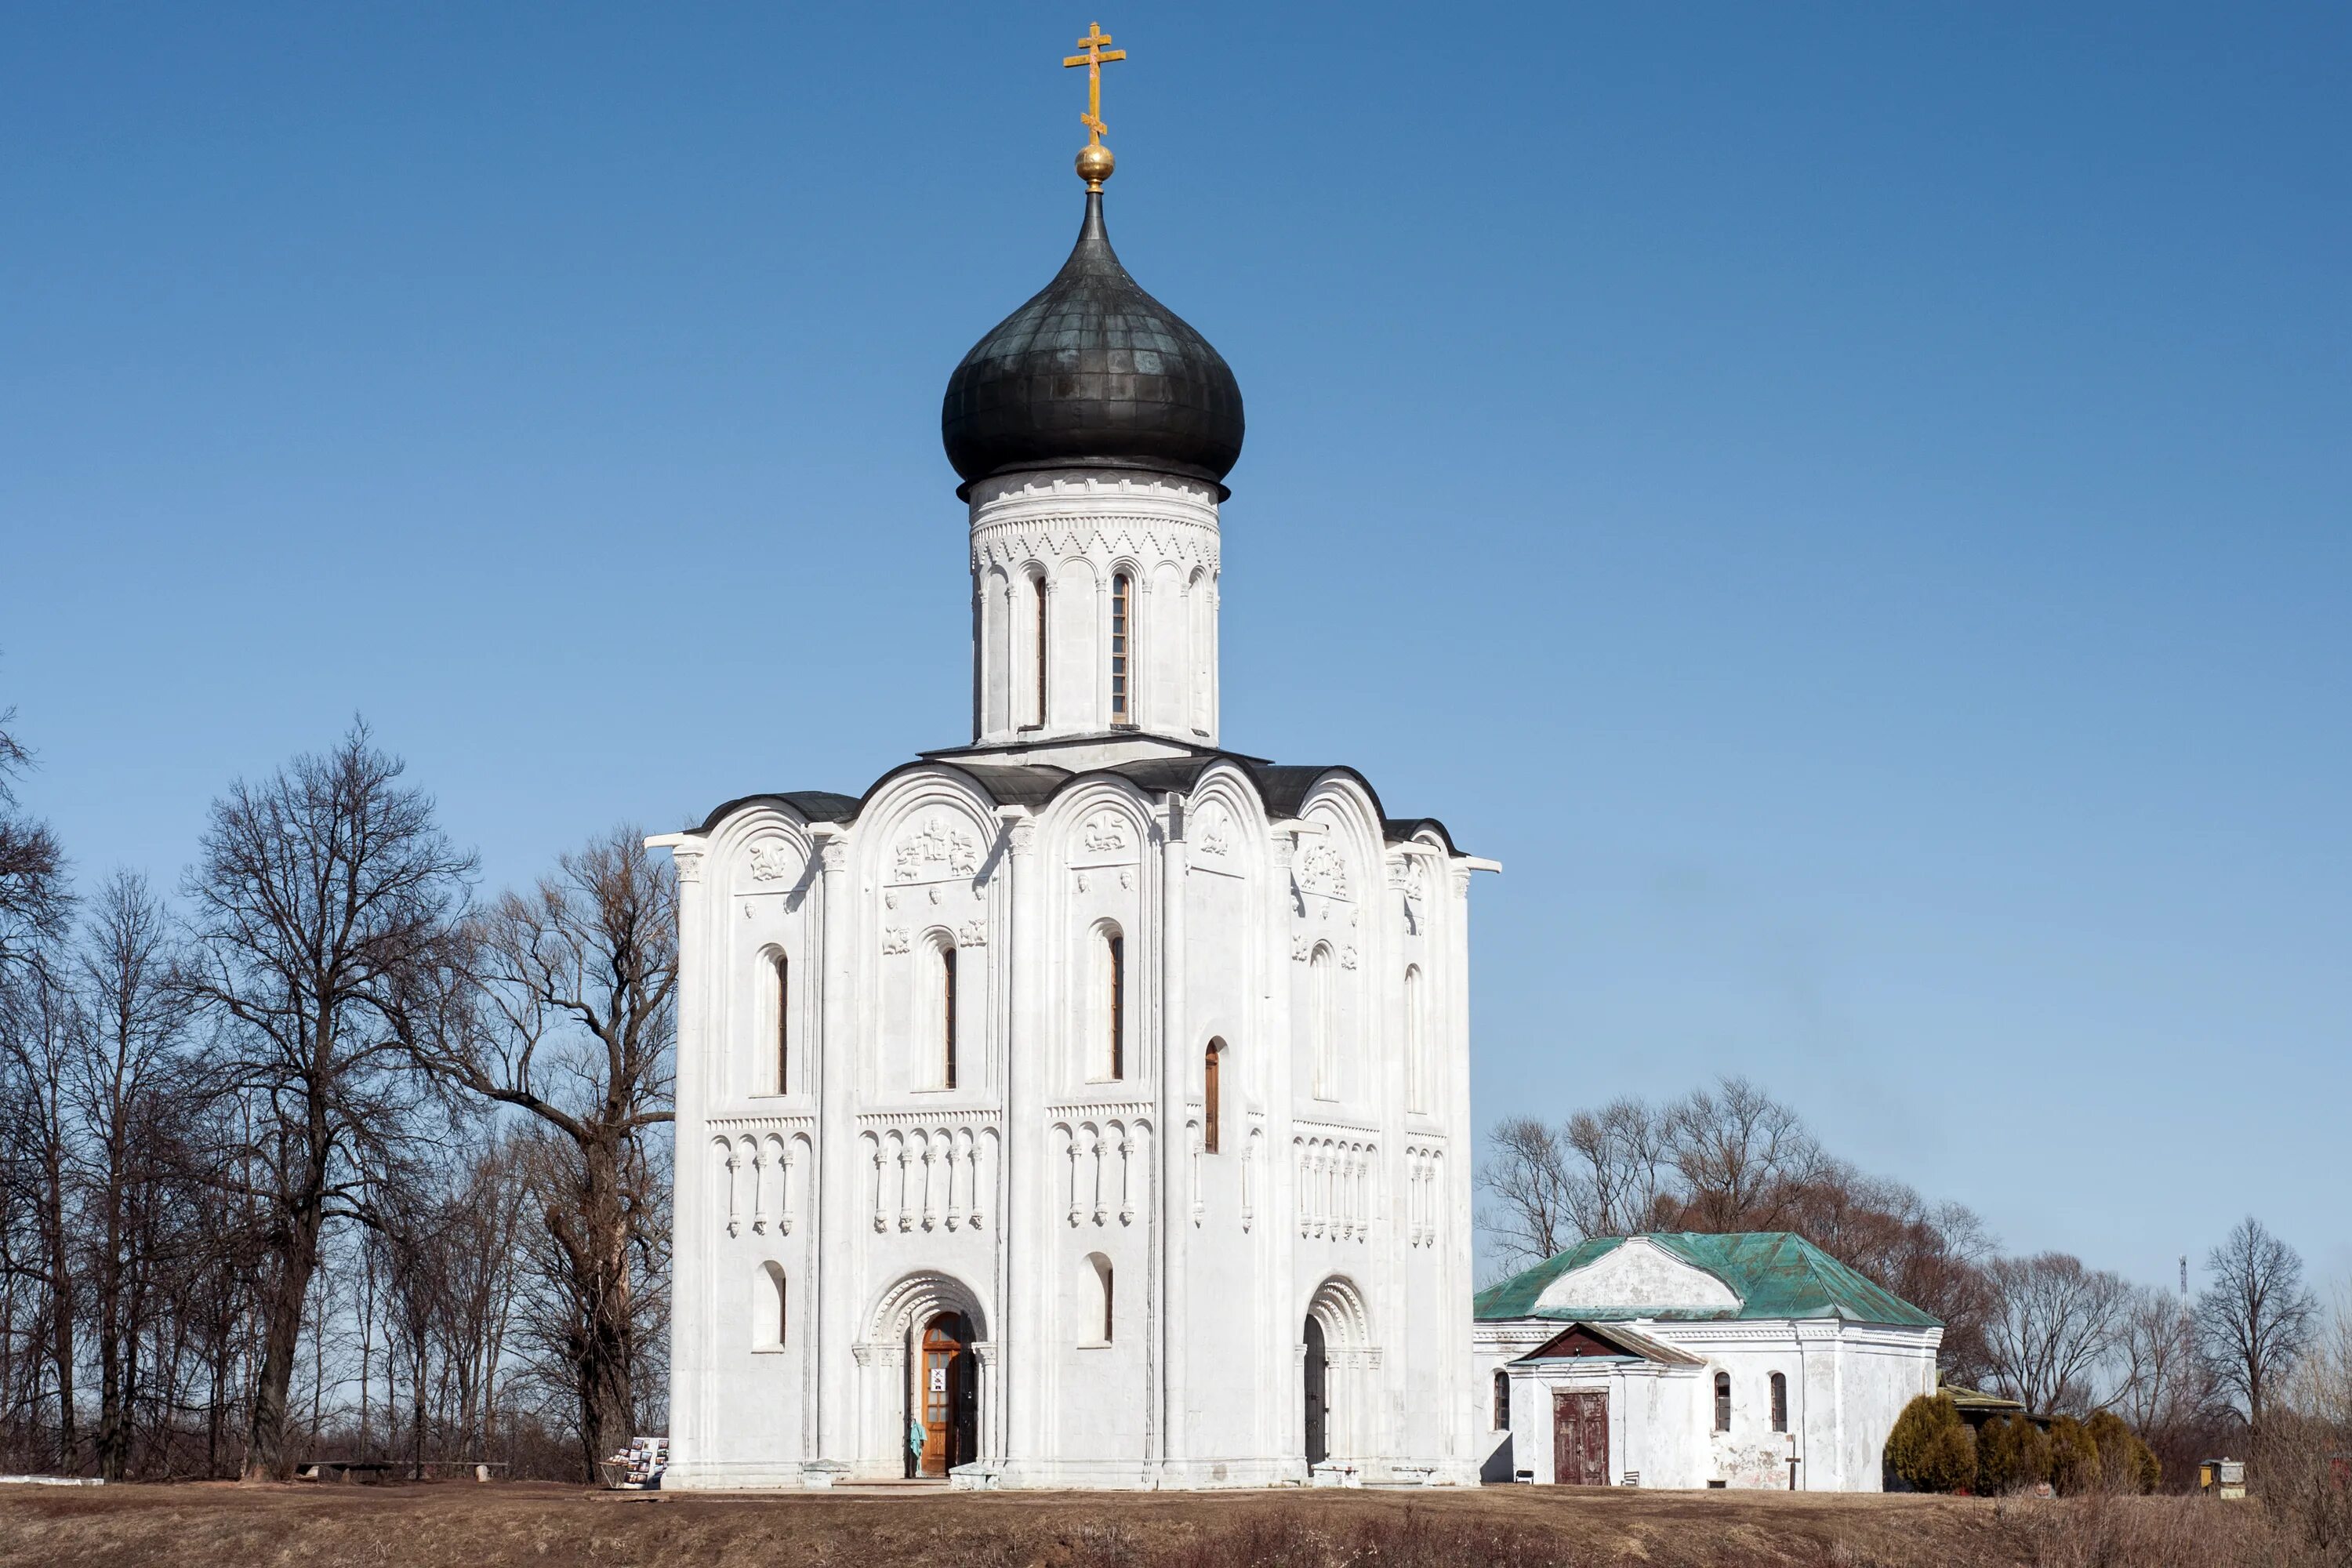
[1475,1116,1577,1274]
[1782,1160,1998,1386]
[69,871,196,1479]
[181,724,474,1479]
[0,707,71,980]
[1563,1098,1677,1240]
[0,960,79,1467]
[1984,1251,2131,1414]
[2196,1215,2318,1435]
[411,827,673,1475]
[2115,1284,2218,1471]
[1664,1076,1821,1232]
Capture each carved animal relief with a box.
[892,817,980,882]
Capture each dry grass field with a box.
[0,1479,2325,1568]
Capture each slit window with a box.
[1032,575,1048,726]
[1203,1039,1223,1153]
[1770,1372,1788,1433]
[773,953,790,1094]
[1103,932,1124,1080]
[1110,572,1131,724]
[941,943,959,1090]
[1714,1371,1732,1432]
[1493,1369,1510,1430]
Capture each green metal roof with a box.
[1472,1232,1941,1329]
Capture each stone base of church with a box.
[662,1453,1479,1491]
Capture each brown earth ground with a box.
[0,1479,2296,1568]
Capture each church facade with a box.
[653,95,1490,1490]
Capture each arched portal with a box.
[912,1312,978,1478]
[861,1271,990,1480]
[1302,1276,1373,1471]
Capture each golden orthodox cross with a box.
[1062,22,1126,146]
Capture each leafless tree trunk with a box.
[1474,1116,1575,1272]
[412,827,673,1476]
[1664,1076,1821,1232]
[1984,1251,2131,1414]
[0,960,81,1469]
[2196,1215,2318,1435]
[181,723,474,1479]
[68,871,193,1480]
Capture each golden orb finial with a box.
[1062,22,1127,190]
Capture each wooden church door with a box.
[1302,1317,1329,1465]
[1552,1389,1609,1486]
[916,1312,977,1478]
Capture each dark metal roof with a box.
[942,191,1245,495]
[693,746,1467,855]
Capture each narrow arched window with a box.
[1102,931,1125,1080]
[1309,946,1335,1100]
[1770,1371,1788,1433]
[1493,1369,1510,1430]
[1030,573,1048,728]
[1101,1261,1115,1343]
[1403,966,1425,1112]
[1714,1371,1732,1432]
[940,943,959,1090]
[1109,572,1132,724]
[1203,1038,1224,1153]
[773,953,791,1095]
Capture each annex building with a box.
[652,31,1490,1490]
[1473,1233,1943,1490]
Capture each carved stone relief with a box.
[892,817,979,883]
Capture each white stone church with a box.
[651,126,1490,1488]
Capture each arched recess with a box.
[1302,1276,1375,1468]
[753,1261,789,1351]
[1403,964,1426,1113]
[1082,1252,1115,1345]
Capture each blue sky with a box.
[3,5,2346,1294]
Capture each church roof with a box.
[696,747,1462,852]
[942,191,1244,496]
[1473,1232,1940,1329]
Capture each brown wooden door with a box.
[916,1312,975,1478]
[1553,1390,1609,1486]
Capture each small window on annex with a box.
[1492,1369,1510,1431]
[1769,1372,1788,1433]
[1714,1371,1732,1433]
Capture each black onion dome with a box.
[943,191,1244,494]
